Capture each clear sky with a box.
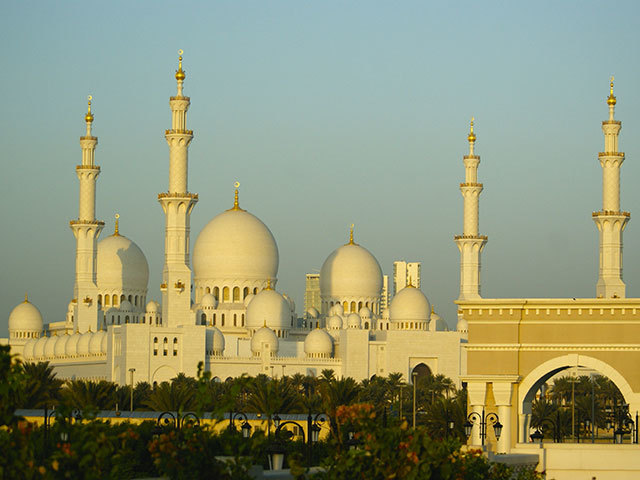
[2,1,640,335]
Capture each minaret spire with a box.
[70,95,104,332]
[454,117,487,300]
[593,76,629,298]
[159,50,198,327]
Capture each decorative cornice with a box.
[165,129,193,135]
[467,343,640,352]
[69,220,105,226]
[598,152,624,157]
[454,235,488,240]
[157,192,198,200]
[592,210,630,218]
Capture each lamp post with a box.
[128,368,136,411]
[464,408,503,447]
[271,419,306,471]
[229,411,252,438]
[155,411,200,430]
[412,371,418,428]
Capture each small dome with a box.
[429,310,448,332]
[200,293,217,309]
[120,300,133,312]
[206,326,225,355]
[320,242,382,298]
[146,300,159,313]
[22,338,37,360]
[327,315,343,330]
[44,335,57,357]
[89,330,106,354]
[304,328,333,357]
[250,326,279,356]
[347,313,361,329]
[306,307,319,319]
[65,331,82,356]
[77,331,93,355]
[456,316,468,333]
[246,289,291,330]
[389,286,430,323]
[193,208,279,284]
[54,333,70,357]
[359,306,372,319]
[8,299,44,333]
[100,332,108,353]
[331,303,344,316]
[244,293,255,307]
[33,335,48,359]
[97,233,149,293]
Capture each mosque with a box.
[4,53,467,386]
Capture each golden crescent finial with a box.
[608,76,617,106]
[348,224,355,245]
[234,181,240,188]
[467,116,476,143]
[114,213,120,236]
[176,49,186,81]
[85,95,94,122]
[24,292,29,303]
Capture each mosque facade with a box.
[5,54,467,386]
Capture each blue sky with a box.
[2,1,640,334]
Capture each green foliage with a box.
[0,344,26,425]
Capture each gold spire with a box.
[175,49,186,81]
[467,117,476,143]
[24,292,29,303]
[431,305,435,314]
[85,95,94,123]
[607,76,617,106]
[347,224,355,245]
[229,181,245,211]
[265,278,273,290]
[113,213,120,236]
[263,319,267,327]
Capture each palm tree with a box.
[423,396,466,440]
[133,382,153,411]
[143,381,197,412]
[19,362,63,408]
[245,376,299,435]
[62,380,116,410]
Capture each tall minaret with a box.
[593,77,629,299]
[455,118,488,300]
[158,50,198,327]
[70,96,104,332]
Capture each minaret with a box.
[70,96,104,332]
[455,118,488,300]
[158,50,198,327]
[593,77,629,299]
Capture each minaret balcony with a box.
[454,235,488,240]
[592,211,630,218]
[602,120,621,126]
[459,182,483,187]
[69,219,105,226]
[165,129,193,135]
[157,192,199,200]
[598,152,624,158]
[76,165,100,171]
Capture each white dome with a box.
[330,304,344,316]
[97,233,149,293]
[22,338,37,360]
[65,331,82,356]
[320,242,382,298]
[389,286,430,323]
[250,326,279,356]
[120,300,133,312]
[89,330,106,354]
[100,332,108,353]
[359,306,372,319]
[244,293,255,307]
[77,331,93,355]
[306,307,319,319]
[8,299,43,333]
[200,293,217,309]
[146,300,159,313]
[429,310,448,332]
[206,326,225,355]
[44,335,57,357]
[54,334,70,357]
[33,335,48,358]
[327,315,343,330]
[304,328,333,357]
[193,208,279,283]
[456,316,468,333]
[347,313,361,329]
[246,288,291,330]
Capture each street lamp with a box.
[530,429,544,444]
[464,408,502,447]
[229,412,252,439]
[128,368,136,411]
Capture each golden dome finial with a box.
[175,49,186,81]
[265,278,272,290]
[467,116,476,143]
[263,319,267,327]
[431,305,435,314]
[85,95,94,123]
[230,181,242,210]
[348,224,355,245]
[24,292,29,303]
[113,213,120,236]
[608,76,617,106]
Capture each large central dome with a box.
[193,204,279,283]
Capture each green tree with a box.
[61,380,116,410]
[143,381,197,412]
[18,361,63,408]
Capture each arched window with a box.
[213,287,219,300]
[343,301,348,311]
[233,314,237,327]
[386,323,389,330]
[112,294,117,306]
[350,301,356,312]
[104,295,110,306]
[98,294,102,305]
[125,315,130,324]
[365,302,369,308]
[213,313,216,326]
[221,314,225,327]
[163,337,168,356]
[153,337,158,356]
[206,286,211,294]
[243,287,249,298]
[241,314,245,326]
[201,313,206,325]
[134,295,138,306]
[364,322,369,329]
[253,287,258,295]
[121,294,125,302]
[358,301,363,311]
[233,287,240,302]
[117,315,121,325]
[173,337,178,356]
[128,295,132,303]
[223,287,230,302]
